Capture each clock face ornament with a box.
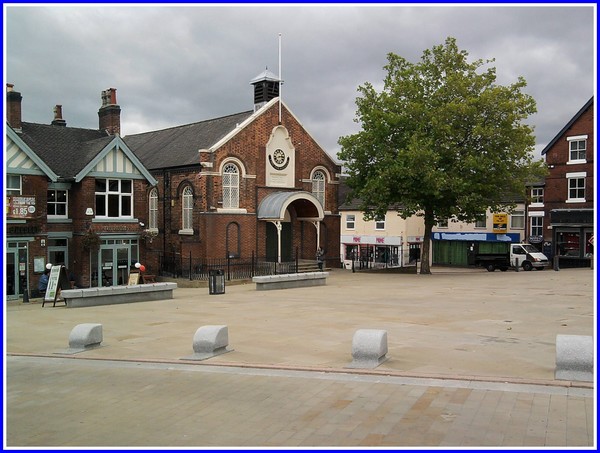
[269,148,290,170]
[273,149,285,165]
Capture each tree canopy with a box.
[338,37,547,274]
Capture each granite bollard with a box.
[347,329,388,369]
[55,323,104,355]
[182,325,233,361]
[555,334,593,382]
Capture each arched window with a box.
[312,170,326,208]
[222,163,240,209]
[182,186,193,232]
[149,188,158,230]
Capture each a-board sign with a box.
[43,265,70,307]
[128,271,140,285]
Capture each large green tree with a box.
[338,37,546,274]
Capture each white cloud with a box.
[5,4,595,162]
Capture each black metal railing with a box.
[158,250,309,281]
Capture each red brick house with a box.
[6,85,158,299]
[5,72,341,300]
[125,70,341,275]
[538,96,594,267]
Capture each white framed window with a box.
[475,214,486,228]
[222,163,240,209]
[47,189,68,218]
[181,186,193,233]
[7,174,21,195]
[567,172,586,202]
[567,135,587,163]
[346,214,355,230]
[149,188,158,230]
[375,215,385,230]
[95,178,133,218]
[530,188,544,206]
[510,210,525,229]
[312,170,326,208]
[530,216,543,237]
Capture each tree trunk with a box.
[420,209,435,275]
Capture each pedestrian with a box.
[38,268,50,295]
[316,246,325,271]
[65,268,76,288]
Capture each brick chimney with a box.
[98,88,121,135]
[6,83,23,131]
[51,104,67,127]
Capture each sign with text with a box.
[43,265,69,307]
[492,213,508,233]
[128,271,140,285]
[6,196,36,219]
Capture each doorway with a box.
[266,222,292,262]
[91,238,139,287]
[6,242,28,300]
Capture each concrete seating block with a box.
[182,325,233,361]
[62,282,177,307]
[81,288,99,298]
[347,329,389,369]
[110,286,130,295]
[253,272,328,290]
[60,289,83,298]
[555,334,593,382]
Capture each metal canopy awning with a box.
[257,191,324,221]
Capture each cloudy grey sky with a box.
[4,4,595,161]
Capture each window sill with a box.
[216,208,248,214]
[48,218,72,223]
[178,229,194,235]
[566,199,586,203]
[567,160,587,165]
[93,218,138,223]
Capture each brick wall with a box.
[542,103,594,241]
[147,100,341,263]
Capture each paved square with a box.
[5,267,595,447]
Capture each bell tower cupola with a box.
[250,68,281,112]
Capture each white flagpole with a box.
[278,32,282,124]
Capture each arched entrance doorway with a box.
[258,191,324,263]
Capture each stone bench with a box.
[59,282,177,308]
[252,272,328,291]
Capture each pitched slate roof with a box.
[541,96,593,155]
[124,111,254,170]
[18,122,112,179]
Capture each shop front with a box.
[551,209,594,268]
[341,235,402,270]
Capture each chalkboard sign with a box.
[128,271,140,285]
[43,265,69,307]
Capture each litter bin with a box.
[208,269,225,295]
